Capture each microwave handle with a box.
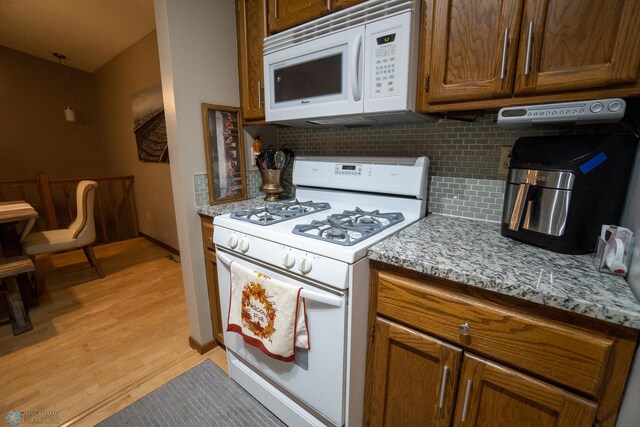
[350,33,362,101]
[508,183,530,231]
[217,251,342,308]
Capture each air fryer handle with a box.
[509,183,531,231]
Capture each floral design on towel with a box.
[241,281,277,342]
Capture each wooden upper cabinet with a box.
[237,0,267,121]
[514,0,640,96]
[429,0,523,103]
[452,353,597,427]
[368,318,462,427]
[267,0,331,34]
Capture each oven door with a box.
[264,25,364,123]
[216,249,348,426]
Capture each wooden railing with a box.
[0,173,139,244]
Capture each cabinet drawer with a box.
[376,271,614,397]
[200,218,215,252]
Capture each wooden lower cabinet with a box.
[368,317,596,427]
[365,263,639,427]
[454,353,596,427]
[369,318,462,426]
[200,216,224,346]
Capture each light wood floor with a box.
[0,237,227,426]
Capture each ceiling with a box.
[0,0,156,73]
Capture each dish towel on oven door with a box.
[227,261,309,362]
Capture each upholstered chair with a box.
[21,180,105,278]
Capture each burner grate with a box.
[292,208,404,246]
[231,200,331,225]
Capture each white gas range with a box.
[213,156,429,426]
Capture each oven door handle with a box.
[300,289,342,307]
[217,251,343,308]
[217,251,233,267]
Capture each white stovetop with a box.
[213,187,425,264]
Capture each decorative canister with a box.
[259,169,284,201]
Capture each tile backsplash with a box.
[196,114,564,222]
[278,114,556,180]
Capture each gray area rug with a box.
[98,359,285,426]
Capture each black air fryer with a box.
[501,134,637,254]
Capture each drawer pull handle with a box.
[438,365,449,409]
[208,237,214,243]
[461,378,473,422]
[459,322,471,336]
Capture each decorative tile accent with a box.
[429,177,505,222]
[194,170,283,207]
[194,173,209,207]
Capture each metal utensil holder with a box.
[259,169,284,202]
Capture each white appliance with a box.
[213,156,429,426]
[497,98,627,128]
[263,0,428,127]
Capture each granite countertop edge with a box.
[196,197,268,218]
[368,215,640,330]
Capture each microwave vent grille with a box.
[264,0,415,55]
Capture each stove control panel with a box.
[213,226,350,289]
[335,164,362,176]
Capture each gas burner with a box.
[231,199,331,225]
[292,208,405,246]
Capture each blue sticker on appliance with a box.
[579,152,608,174]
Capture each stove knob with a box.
[227,235,238,249]
[239,238,250,253]
[298,257,312,274]
[282,252,295,269]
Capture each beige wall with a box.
[93,31,178,250]
[0,46,107,181]
[155,0,239,344]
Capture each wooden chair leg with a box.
[82,245,105,278]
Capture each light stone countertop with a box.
[367,214,640,329]
[196,197,272,218]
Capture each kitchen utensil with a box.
[265,146,276,169]
[274,151,285,169]
[282,148,295,169]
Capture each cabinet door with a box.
[267,0,331,34]
[237,0,267,121]
[452,353,597,427]
[204,249,225,346]
[201,218,224,346]
[429,0,523,103]
[514,0,640,95]
[368,318,462,427]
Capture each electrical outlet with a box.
[498,145,512,175]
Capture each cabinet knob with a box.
[459,322,471,336]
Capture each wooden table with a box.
[0,201,38,334]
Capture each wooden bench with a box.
[0,256,35,335]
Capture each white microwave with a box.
[263,0,428,127]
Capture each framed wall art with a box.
[201,104,247,205]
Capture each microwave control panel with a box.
[371,28,401,99]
